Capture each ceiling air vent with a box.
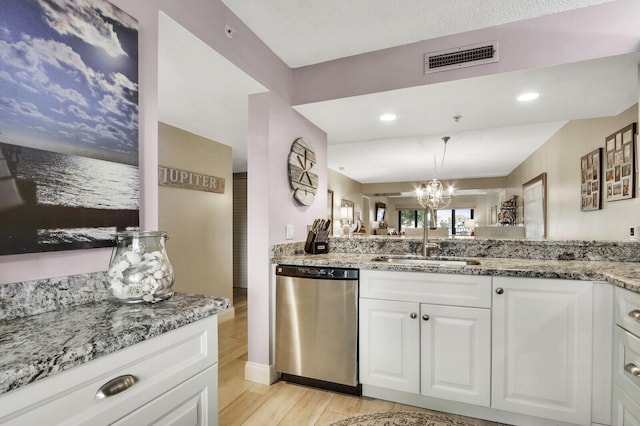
[424,41,498,74]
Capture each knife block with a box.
[304,230,329,254]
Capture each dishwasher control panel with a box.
[276,265,358,280]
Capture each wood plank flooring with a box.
[218,288,500,426]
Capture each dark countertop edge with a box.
[271,254,640,294]
[0,293,230,396]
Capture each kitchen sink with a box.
[370,255,481,267]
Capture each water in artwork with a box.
[1,142,139,248]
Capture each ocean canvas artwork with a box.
[0,0,139,255]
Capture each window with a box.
[399,210,424,229]
[399,208,474,236]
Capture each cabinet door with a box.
[491,277,593,425]
[113,364,218,426]
[612,385,640,426]
[360,298,420,393]
[420,304,490,407]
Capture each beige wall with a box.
[507,104,639,240]
[158,122,233,301]
[328,169,364,235]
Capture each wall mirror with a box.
[523,173,547,239]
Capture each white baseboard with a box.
[245,362,279,385]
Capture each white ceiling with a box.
[159,1,637,185]
[158,13,266,172]
[220,0,617,68]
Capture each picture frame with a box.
[375,202,386,222]
[523,173,547,239]
[0,0,139,255]
[327,189,334,235]
[580,148,601,211]
[605,123,636,202]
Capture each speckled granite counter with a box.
[0,273,230,395]
[273,252,640,292]
[272,237,640,294]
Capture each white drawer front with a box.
[612,384,640,426]
[113,364,218,426]
[613,326,640,401]
[0,317,217,425]
[615,287,640,337]
[361,270,491,308]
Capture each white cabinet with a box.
[491,277,593,425]
[359,270,491,406]
[420,303,490,406]
[612,287,640,426]
[0,316,219,426]
[612,385,640,426]
[359,298,420,393]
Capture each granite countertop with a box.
[0,293,230,395]
[273,253,640,293]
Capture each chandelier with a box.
[416,136,454,211]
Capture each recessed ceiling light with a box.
[379,113,397,122]
[517,92,539,102]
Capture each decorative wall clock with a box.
[288,137,318,206]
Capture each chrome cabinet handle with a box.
[95,374,138,399]
[496,288,504,295]
[410,312,417,319]
[422,314,430,321]
[625,363,640,378]
[628,310,640,321]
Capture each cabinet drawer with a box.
[614,287,640,337]
[361,270,491,308]
[0,317,217,425]
[613,325,640,401]
[113,364,218,426]
[612,384,640,426]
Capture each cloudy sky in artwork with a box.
[0,0,138,165]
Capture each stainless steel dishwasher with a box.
[275,265,361,395]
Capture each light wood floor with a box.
[218,288,500,426]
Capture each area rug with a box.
[330,411,484,426]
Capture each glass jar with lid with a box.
[107,231,175,303]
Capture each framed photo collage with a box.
[581,123,637,211]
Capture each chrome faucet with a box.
[422,206,439,257]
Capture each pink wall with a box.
[247,92,327,367]
[291,0,640,105]
[267,96,328,245]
